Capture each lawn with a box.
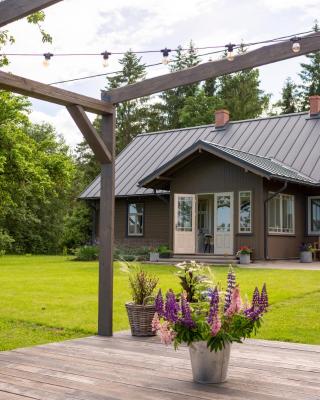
[0,255,319,351]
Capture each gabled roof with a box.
[79,112,320,199]
[139,140,319,190]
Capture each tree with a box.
[298,21,320,110]
[274,77,299,114]
[179,89,218,126]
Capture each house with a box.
[80,96,320,260]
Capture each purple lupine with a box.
[259,283,269,312]
[164,290,180,323]
[208,287,219,324]
[224,267,236,312]
[252,287,260,308]
[180,292,195,328]
[244,306,263,321]
[155,289,164,317]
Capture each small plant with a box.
[0,229,14,255]
[158,245,173,258]
[74,245,99,261]
[237,246,252,255]
[121,261,159,305]
[299,243,314,252]
[152,266,269,352]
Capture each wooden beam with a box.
[0,70,113,115]
[103,32,320,103]
[0,0,63,28]
[98,109,115,336]
[67,105,112,164]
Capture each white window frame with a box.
[268,193,295,235]
[238,191,252,233]
[127,203,144,237]
[308,196,320,235]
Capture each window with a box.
[128,203,144,236]
[308,196,320,234]
[268,193,294,234]
[239,191,252,233]
[177,196,193,231]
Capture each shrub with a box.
[0,230,15,255]
[74,245,99,261]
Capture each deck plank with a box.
[0,333,319,400]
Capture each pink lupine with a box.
[152,312,161,332]
[211,315,222,336]
[158,321,176,345]
[226,286,242,316]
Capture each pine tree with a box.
[275,77,299,114]
[299,21,320,110]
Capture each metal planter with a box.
[239,253,250,264]
[189,341,231,383]
[300,251,313,263]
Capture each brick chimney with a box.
[310,95,320,117]
[215,109,230,129]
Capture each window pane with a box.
[198,199,209,230]
[128,203,144,236]
[217,195,231,232]
[177,196,193,231]
[239,191,251,232]
[268,193,294,233]
[311,198,320,232]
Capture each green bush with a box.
[113,246,149,261]
[0,230,15,255]
[74,245,99,261]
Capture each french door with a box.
[174,194,196,254]
[214,192,234,255]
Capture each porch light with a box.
[290,37,301,53]
[101,51,111,67]
[225,43,235,61]
[43,52,53,67]
[161,48,171,65]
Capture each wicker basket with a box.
[125,299,156,337]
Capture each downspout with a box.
[263,181,288,260]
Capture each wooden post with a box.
[98,110,115,336]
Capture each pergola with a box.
[1,0,320,337]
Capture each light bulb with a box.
[43,52,53,67]
[292,40,301,53]
[225,44,235,62]
[101,51,111,68]
[161,48,171,65]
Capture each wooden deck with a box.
[0,333,319,400]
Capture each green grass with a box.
[0,255,319,351]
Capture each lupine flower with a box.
[259,283,269,311]
[211,315,222,336]
[158,321,176,345]
[152,312,161,332]
[226,286,242,316]
[180,292,195,328]
[224,267,236,312]
[252,287,260,308]
[208,287,219,325]
[164,290,180,323]
[155,289,164,316]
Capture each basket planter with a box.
[300,251,312,263]
[149,252,159,262]
[125,302,156,336]
[189,341,231,383]
[239,253,250,264]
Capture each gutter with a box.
[263,181,288,260]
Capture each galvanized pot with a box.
[189,341,231,383]
[300,251,312,263]
[239,253,250,264]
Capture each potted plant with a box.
[152,267,269,383]
[299,243,314,263]
[149,247,160,262]
[237,246,252,264]
[158,245,173,259]
[121,261,159,336]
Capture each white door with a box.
[214,192,234,255]
[174,194,196,254]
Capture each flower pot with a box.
[149,252,159,262]
[300,251,312,263]
[188,341,231,383]
[125,302,156,336]
[239,253,250,264]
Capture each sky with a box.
[1,0,320,148]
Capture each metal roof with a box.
[79,112,320,199]
[139,140,319,189]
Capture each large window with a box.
[239,191,252,233]
[177,196,193,231]
[128,203,144,236]
[308,196,320,235]
[268,193,294,234]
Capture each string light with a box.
[290,37,301,53]
[101,51,111,67]
[43,52,53,67]
[225,43,235,61]
[161,48,171,65]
